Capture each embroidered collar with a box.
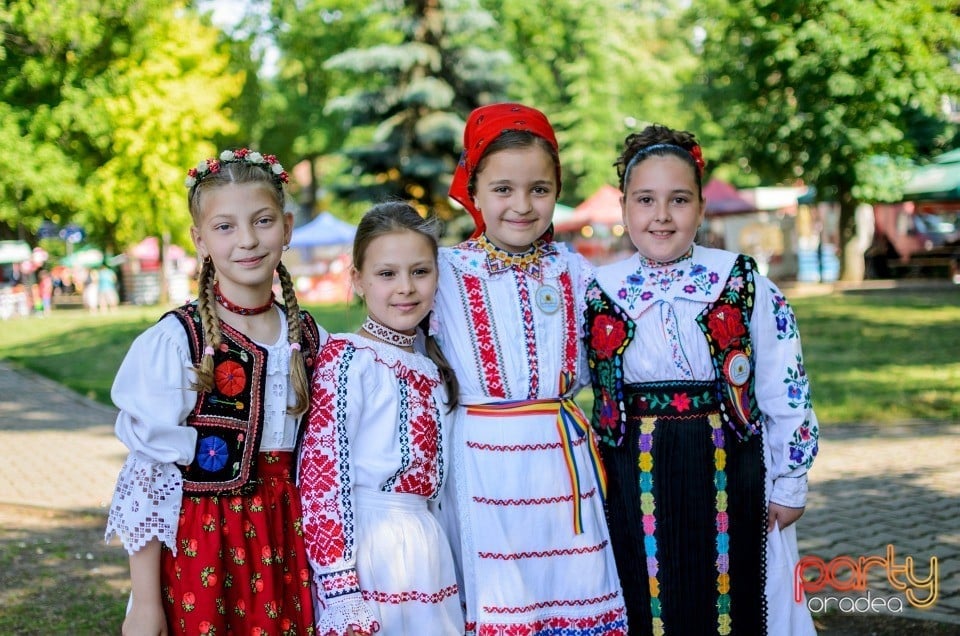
[595,245,737,319]
[473,234,556,280]
[334,332,440,378]
[361,316,415,349]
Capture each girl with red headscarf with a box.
[433,103,627,635]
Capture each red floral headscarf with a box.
[449,103,561,238]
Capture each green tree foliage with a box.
[692,0,960,278]
[1,0,242,252]
[254,0,377,219]
[486,0,700,200]
[321,0,512,220]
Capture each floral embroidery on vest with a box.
[695,255,763,440]
[586,254,763,446]
[584,280,635,447]
[170,303,320,495]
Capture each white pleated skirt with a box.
[351,487,464,635]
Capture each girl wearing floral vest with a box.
[106,149,325,635]
[584,124,819,635]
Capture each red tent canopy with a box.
[554,184,623,233]
[703,178,754,215]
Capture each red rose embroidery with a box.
[590,315,627,360]
[707,305,745,350]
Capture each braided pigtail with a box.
[191,257,221,393]
[419,313,460,412]
[277,261,309,416]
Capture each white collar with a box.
[594,245,737,319]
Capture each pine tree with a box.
[324,0,511,219]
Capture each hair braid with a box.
[192,258,221,393]
[419,313,460,412]
[277,261,309,416]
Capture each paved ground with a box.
[0,357,957,628]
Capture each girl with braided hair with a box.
[584,124,818,634]
[106,149,326,635]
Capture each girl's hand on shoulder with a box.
[121,601,168,636]
[767,502,804,532]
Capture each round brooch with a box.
[535,284,561,314]
[723,351,751,387]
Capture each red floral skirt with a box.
[161,451,315,635]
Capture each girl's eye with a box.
[493,186,510,194]
[414,268,433,276]
[378,271,395,278]
[532,186,550,195]
[637,196,653,205]
[214,223,232,231]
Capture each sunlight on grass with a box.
[1,288,957,425]
[0,302,365,404]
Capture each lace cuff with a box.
[315,567,380,636]
[770,472,808,509]
[317,593,380,636]
[104,453,183,555]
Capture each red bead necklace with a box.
[214,282,275,316]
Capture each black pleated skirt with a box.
[601,380,767,635]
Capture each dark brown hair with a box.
[614,124,704,197]
[353,201,460,410]
[467,130,561,198]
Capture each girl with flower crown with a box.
[105,148,326,635]
[432,103,627,634]
[584,124,819,635]
[298,201,464,635]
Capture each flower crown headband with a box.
[184,148,289,190]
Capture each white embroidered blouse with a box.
[592,245,819,507]
[103,307,323,554]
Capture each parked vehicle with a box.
[865,202,960,282]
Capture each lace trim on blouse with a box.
[317,592,381,636]
[104,453,183,555]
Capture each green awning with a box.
[902,154,960,201]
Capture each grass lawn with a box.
[0,285,958,424]
[0,285,956,634]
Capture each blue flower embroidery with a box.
[685,264,719,294]
[197,435,229,472]
[788,418,819,470]
[784,354,811,409]
[771,288,799,340]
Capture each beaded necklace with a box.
[638,245,695,270]
[214,282,275,316]
[361,316,415,349]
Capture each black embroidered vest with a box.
[168,302,321,495]
[585,254,762,446]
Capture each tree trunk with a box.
[836,185,865,282]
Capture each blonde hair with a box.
[187,158,310,416]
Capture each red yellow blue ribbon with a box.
[465,390,607,535]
